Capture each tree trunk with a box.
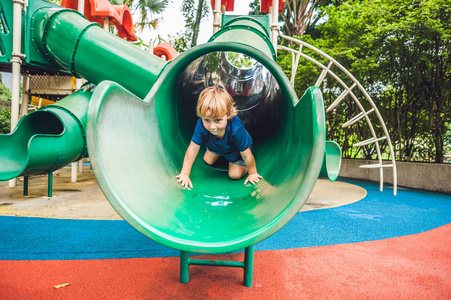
[191,0,205,48]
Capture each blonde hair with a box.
[196,86,238,119]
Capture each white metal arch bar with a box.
[287,47,387,193]
[278,33,397,195]
[278,45,385,178]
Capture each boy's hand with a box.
[176,173,193,189]
[244,173,262,185]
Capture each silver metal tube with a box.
[77,0,84,14]
[213,0,222,33]
[20,75,30,117]
[103,18,109,31]
[270,0,279,51]
[9,0,25,187]
[71,162,78,182]
[71,77,83,182]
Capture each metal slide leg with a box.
[23,176,28,196]
[180,251,190,284]
[179,246,255,287]
[243,245,254,287]
[48,172,53,198]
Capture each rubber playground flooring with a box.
[0,165,450,299]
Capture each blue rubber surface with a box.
[1,178,450,260]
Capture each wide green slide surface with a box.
[87,40,326,253]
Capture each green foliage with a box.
[0,79,11,102]
[226,53,256,69]
[444,124,451,162]
[0,108,10,134]
[281,0,451,162]
[249,0,339,36]
[165,34,190,53]
[281,0,323,37]
[124,0,168,31]
[160,0,209,53]
[132,34,168,52]
[181,0,210,49]
[249,0,263,15]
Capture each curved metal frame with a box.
[278,33,397,195]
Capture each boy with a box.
[176,86,262,189]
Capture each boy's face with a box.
[202,115,228,138]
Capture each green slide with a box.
[319,141,342,182]
[0,89,91,180]
[1,4,340,254]
[0,2,167,181]
[86,17,328,253]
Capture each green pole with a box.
[48,172,53,198]
[244,245,254,287]
[180,251,190,284]
[179,247,254,286]
[23,176,28,196]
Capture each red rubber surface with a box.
[1,223,450,299]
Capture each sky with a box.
[136,0,254,46]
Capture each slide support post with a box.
[179,245,254,287]
[244,245,254,287]
[48,172,53,198]
[23,176,28,196]
[180,250,190,284]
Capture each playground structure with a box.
[0,0,396,287]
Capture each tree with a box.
[182,0,210,48]
[165,0,210,53]
[0,74,12,134]
[0,74,12,102]
[282,0,322,37]
[248,0,263,15]
[0,108,11,134]
[124,0,168,31]
[302,0,451,162]
[249,0,338,37]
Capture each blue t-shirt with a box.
[192,116,253,162]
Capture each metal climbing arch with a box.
[277,33,398,195]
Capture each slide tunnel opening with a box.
[0,110,65,180]
[174,51,284,166]
[90,43,324,252]
[28,111,65,135]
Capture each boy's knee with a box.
[203,156,215,166]
[203,151,220,166]
[228,168,246,180]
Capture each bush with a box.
[0,108,11,134]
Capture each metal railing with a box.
[278,33,397,195]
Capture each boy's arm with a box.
[176,141,200,188]
[240,148,262,185]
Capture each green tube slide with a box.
[1,6,341,253]
[86,19,327,253]
[1,5,167,181]
[0,88,92,180]
[31,7,167,99]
